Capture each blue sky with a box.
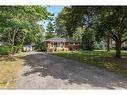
[42,6,64,30]
[47,5,64,17]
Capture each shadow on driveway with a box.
[17,52,127,89]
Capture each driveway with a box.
[16,52,127,89]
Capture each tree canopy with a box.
[96,7,127,58]
[0,6,51,53]
[55,6,127,58]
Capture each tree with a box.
[59,6,97,50]
[45,31,56,39]
[82,28,95,50]
[0,6,50,54]
[46,20,54,32]
[59,6,127,58]
[64,6,85,37]
[72,26,84,42]
[55,7,69,38]
[45,19,56,39]
[96,7,127,58]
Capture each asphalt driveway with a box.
[16,52,127,89]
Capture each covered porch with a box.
[44,38,80,52]
[46,41,68,52]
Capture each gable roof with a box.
[44,38,68,42]
[44,38,80,43]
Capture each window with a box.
[51,43,54,47]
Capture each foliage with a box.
[46,20,54,32]
[0,44,12,55]
[94,40,107,50]
[55,6,98,50]
[96,7,127,58]
[45,19,56,39]
[45,31,56,39]
[72,26,84,42]
[81,28,95,50]
[55,8,68,38]
[34,42,45,52]
[55,6,127,58]
[41,42,47,52]
[58,6,98,37]
[64,6,85,37]
[0,6,50,54]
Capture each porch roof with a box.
[44,38,80,43]
[44,38,69,43]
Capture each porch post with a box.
[64,42,65,51]
[53,42,54,52]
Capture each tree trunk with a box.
[115,40,122,58]
[12,29,16,46]
[107,37,110,52]
[12,28,18,54]
[8,32,11,44]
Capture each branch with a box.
[107,31,117,40]
[108,34,115,41]
[121,39,127,43]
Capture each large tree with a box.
[46,20,54,32]
[57,6,98,51]
[0,6,50,53]
[55,7,70,38]
[96,7,127,58]
[45,20,56,39]
[57,6,127,58]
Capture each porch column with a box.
[64,42,65,51]
[53,42,54,52]
[48,42,51,48]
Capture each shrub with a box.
[12,45,23,54]
[0,44,12,55]
[41,46,47,52]
[34,42,47,52]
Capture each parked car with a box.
[23,45,33,52]
[0,42,3,46]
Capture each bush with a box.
[34,42,47,52]
[41,46,47,52]
[0,44,12,55]
[12,45,23,54]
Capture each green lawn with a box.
[50,50,127,76]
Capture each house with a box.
[44,38,80,52]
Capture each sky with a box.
[47,5,64,17]
[42,6,64,31]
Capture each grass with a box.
[50,50,127,76]
[0,53,23,89]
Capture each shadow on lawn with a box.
[19,52,127,89]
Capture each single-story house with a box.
[43,38,80,52]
